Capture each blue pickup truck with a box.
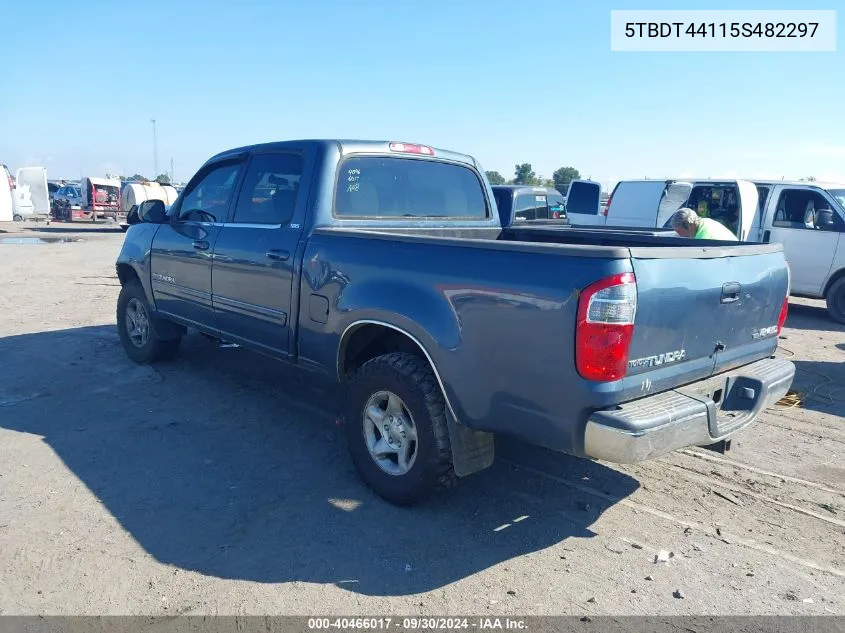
[116,139,795,505]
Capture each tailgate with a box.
[626,247,789,388]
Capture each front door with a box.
[211,150,309,356]
[764,186,842,295]
[150,160,244,327]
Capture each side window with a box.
[178,163,241,222]
[233,153,304,225]
[773,189,839,231]
[514,194,548,221]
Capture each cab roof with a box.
[208,139,479,168]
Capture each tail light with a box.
[602,194,612,217]
[776,264,790,335]
[777,297,789,335]
[389,142,435,156]
[7,176,14,190]
[552,210,560,219]
[576,272,637,381]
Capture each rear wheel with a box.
[117,280,181,363]
[826,277,845,324]
[345,352,456,505]
[13,214,22,222]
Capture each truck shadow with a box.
[788,359,845,415]
[783,301,844,334]
[0,325,639,596]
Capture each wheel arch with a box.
[823,268,845,297]
[337,320,458,421]
[337,320,495,478]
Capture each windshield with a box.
[828,189,845,210]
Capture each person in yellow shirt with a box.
[670,208,738,240]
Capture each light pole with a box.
[150,118,158,178]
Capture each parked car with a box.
[51,184,83,221]
[53,184,83,208]
[596,178,845,322]
[115,139,795,505]
[491,185,569,224]
[752,180,845,323]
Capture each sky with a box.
[1,0,843,191]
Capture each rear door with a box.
[16,168,50,214]
[607,180,669,227]
[211,149,313,356]
[565,180,603,225]
[735,180,759,241]
[655,181,694,228]
[626,248,789,385]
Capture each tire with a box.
[345,352,456,505]
[116,280,181,363]
[13,214,22,222]
[826,277,845,324]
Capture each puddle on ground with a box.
[0,237,84,245]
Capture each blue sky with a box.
[1,0,843,190]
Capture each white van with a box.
[0,164,14,222]
[602,179,760,239]
[603,178,845,322]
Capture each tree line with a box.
[126,173,172,184]
[485,164,581,189]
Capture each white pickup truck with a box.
[587,178,845,323]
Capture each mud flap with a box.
[151,315,186,341]
[446,411,495,477]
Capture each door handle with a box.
[721,282,741,304]
[266,249,290,261]
[193,240,209,251]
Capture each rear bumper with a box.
[583,357,795,464]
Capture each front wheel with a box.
[826,277,845,324]
[345,353,456,505]
[116,280,181,363]
[13,214,22,222]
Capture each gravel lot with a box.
[0,222,843,616]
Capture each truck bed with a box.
[316,224,778,259]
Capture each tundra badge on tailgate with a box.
[751,325,778,340]
[628,349,686,369]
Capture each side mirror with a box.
[126,205,140,225]
[137,199,167,224]
[817,209,835,230]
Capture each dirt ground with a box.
[0,221,843,616]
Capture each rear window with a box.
[335,156,488,219]
[514,193,550,221]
